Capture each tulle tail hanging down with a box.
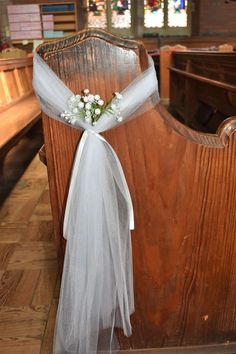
[53,131,134,354]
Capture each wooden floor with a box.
[1,152,236,354]
[0,153,59,354]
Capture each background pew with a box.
[0,54,41,175]
[168,50,236,132]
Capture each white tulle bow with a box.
[33,51,159,354]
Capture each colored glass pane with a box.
[87,0,107,28]
[168,0,188,27]
[111,0,131,29]
[144,0,164,28]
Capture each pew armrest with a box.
[158,103,236,148]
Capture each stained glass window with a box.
[168,0,188,27]
[144,0,164,28]
[111,0,131,29]
[87,0,107,28]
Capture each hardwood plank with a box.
[0,320,46,337]
[6,270,40,306]
[0,199,40,224]
[0,244,15,270]
[2,177,47,201]
[0,337,41,354]
[0,305,49,321]
[30,203,52,222]
[0,226,27,243]
[7,242,57,270]
[0,270,23,306]
[23,221,53,242]
[32,268,58,306]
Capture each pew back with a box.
[0,56,34,112]
[169,51,236,132]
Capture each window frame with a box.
[143,0,191,36]
[84,0,191,37]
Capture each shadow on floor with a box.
[0,122,44,207]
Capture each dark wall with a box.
[192,0,236,36]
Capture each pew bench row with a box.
[0,56,41,174]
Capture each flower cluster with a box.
[60,89,123,126]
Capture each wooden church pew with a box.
[36,29,236,352]
[169,50,236,132]
[160,35,236,51]
[0,56,41,173]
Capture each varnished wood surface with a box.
[169,51,236,132]
[36,29,236,349]
[0,94,41,156]
[0,56,34,112]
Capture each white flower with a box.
[98,99,104,106]
[60,112,66,118]
[73,107,78,114]
[83,96,89,103]
[88,94,95,102]
[94,94,100,101]
[75,94,81,100]
[85,102,92,110]
[86,110,91,117]
[83,89,90,95]
[95,108,101,115]
[116,116,123,122]
[78,102,84,108]
[111,103,117,110]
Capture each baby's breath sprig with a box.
[60,89,123,126]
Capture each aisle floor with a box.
[0,155,58,354]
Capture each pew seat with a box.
[0,94,40,165]
[0,56,41,173]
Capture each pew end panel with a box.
[36,29,236,351]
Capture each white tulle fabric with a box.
[33,52,159,354]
